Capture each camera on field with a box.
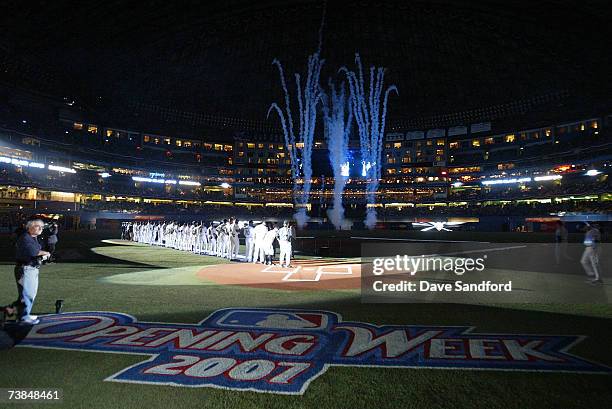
[33,253,51,267]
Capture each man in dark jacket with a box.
[14,219,50,325]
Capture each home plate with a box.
[196,259,363,290]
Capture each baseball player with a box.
[263,222,279,265]
[581,223,603,284]
[207,222,216,255]
[244,221,255,262]
[252,221,268,264]
[278,220,294,267]
[216,220,228,258]
[229,218,240,260]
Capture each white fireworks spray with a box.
[320,79,352,230]
[267,2,327,228]
[267,54,325,228]
[341,54,398,229]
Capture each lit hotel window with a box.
[505,134,515,143]
[258,143,264,149]
[73,122,83,130]
[393,142,402,149]
[87,125,97,134]
[472,139,480,147]
[247,143,255,149]
[591,121,598,129]
[183,141,192,148]
[164,138,171,145]
[154,138,160,144]
[176,140,182,147]
[437,139,445,146]
[484,137,494,145]
[449,142,459,149]
[214,144,223,151]
[545,129,552,137]
[143,135,150,143]
[106,129,113,137]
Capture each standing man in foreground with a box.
[14,219,50,325]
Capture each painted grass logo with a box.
[20,308,611,395]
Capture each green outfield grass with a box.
[1,231,611,409]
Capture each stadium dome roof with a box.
[1,0,611,132]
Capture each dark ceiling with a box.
[1,0,611,132]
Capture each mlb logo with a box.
[213,309,331,330]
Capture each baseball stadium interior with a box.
[1,1,611,408]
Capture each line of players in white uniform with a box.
[122,219,295,267]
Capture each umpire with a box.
[14,219,50,325]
